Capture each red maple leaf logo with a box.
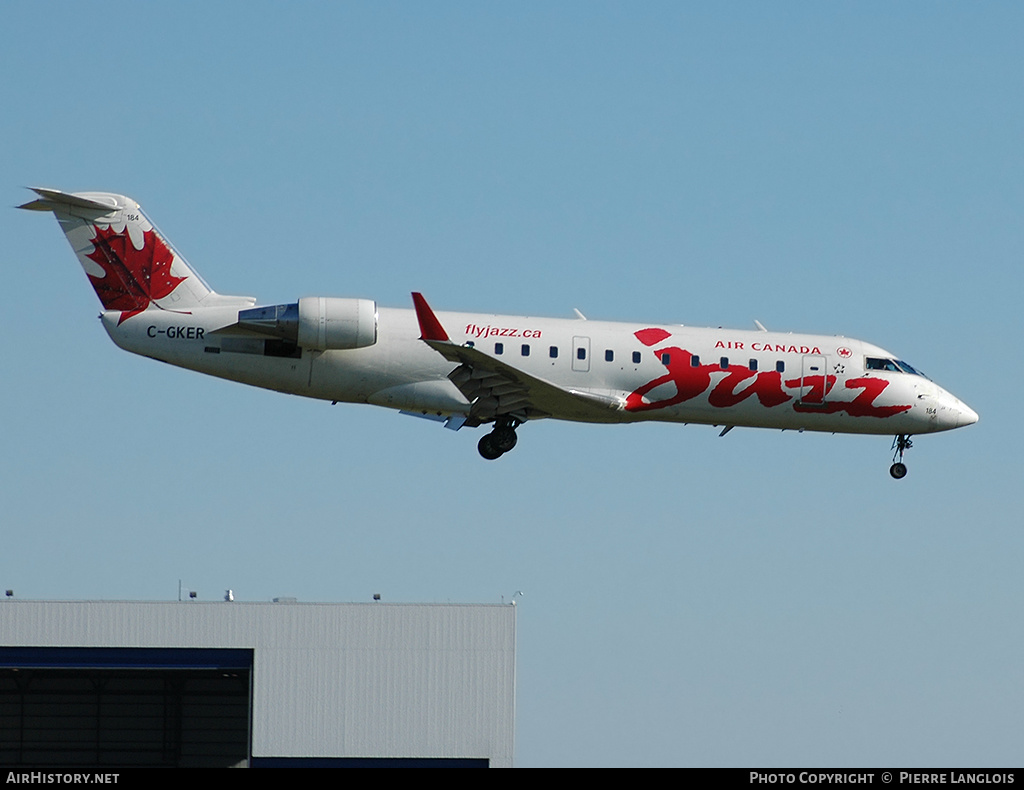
[85,224,186,324]
[634,327,671,347]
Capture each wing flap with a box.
[421,337,621,422]
[411,292,623,423]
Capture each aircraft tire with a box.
[889,462,908,480]
[478,434,503,460]
[493,427,518,453]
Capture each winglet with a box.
[411,292,450,342]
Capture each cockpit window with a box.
[865,357,901,372]
[866,357,928,378]
[895,360,928,378]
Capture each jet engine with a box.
[236,297,377,350]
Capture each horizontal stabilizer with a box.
[18,187,120,213]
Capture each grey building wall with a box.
[0,600,516,767]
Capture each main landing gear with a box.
[890,434,913,479]
[478,418,520,460]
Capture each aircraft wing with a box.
[412,293,623,425]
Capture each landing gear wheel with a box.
[493,427,518,453]
[889,435,913,480]
[478,434,503,460]
[476,418,522,460]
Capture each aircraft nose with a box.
[934,389,978,430]
[958,403,979,427]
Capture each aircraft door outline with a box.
[800,354,830,405]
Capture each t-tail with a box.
[20,188,252,324]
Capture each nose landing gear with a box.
[477,418,520,460]
[890,435,913,479]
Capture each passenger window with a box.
[749,359,757,371]
[549,346,558,359]
[661,353,671,365]
[720,357,729,369]
[605,350,614,362]
[690,355,700,367]
[521,344,530,356]
[577,347,587,360]
[495,342,504,355]
[776,360,785,373]
[632,351,641,364]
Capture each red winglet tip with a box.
[411,292,450,342]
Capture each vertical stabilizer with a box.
[20,188,250,324]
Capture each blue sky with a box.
[2,2,1021,767]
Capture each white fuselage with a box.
[104,304,977,437]
[20,186,977,473]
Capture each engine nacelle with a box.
[297,297,377,350]
[236,297,377,350]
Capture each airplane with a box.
[20,188,978,479]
